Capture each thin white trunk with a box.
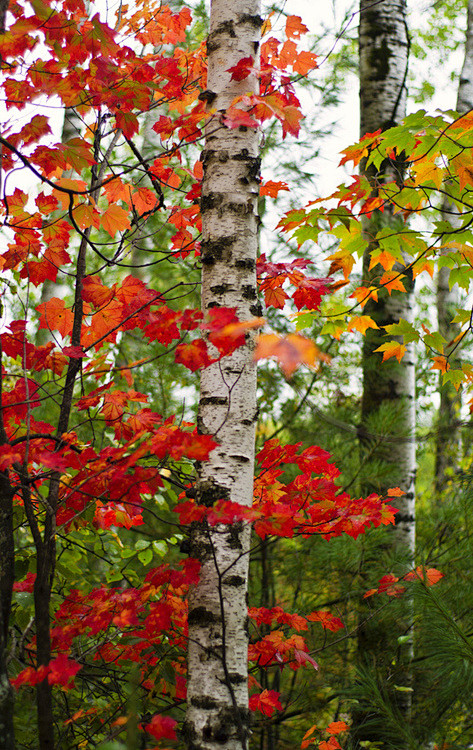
[435,0,473,494]
[359,0,414,572]
[184,1,261,748]
[355,0,415,745]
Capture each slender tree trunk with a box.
[354,1,415,746]
[0,393,15,750]
[184,1,261,748]
[435,0,473,495]
[0,6,16,746]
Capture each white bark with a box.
[355,0,415,743]
[359,0,414,570]
[435,0,473,494]
[184,1,261,748]
[359,0,408,134]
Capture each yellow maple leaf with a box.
[374,341,406,363]
[412,158,444,189]
[347,315,379,335]
[325,249,355,280]
[450,151,473,191]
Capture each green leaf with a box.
[138,548,153,566]
[384,319,419,344]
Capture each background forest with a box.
[1,0,473,749]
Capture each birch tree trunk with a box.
[184,0,261,748]
[354,1,415,745]
[435,0,473,495]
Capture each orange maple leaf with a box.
[260,180,290,198]
[306,610,344,632]
[254,333,329,376]
[430,355,450,373]
[37,298,74,338]
[264,286,289,309]
[301,724,318,749]
[293,50,318,75]
[404,566,444,586]
[285,15,308,39]
[387,487,406,497]
[131,187,159,214]
[369,249,398,272]
[350,285,378,308]
[374,341,406,363]
[347,315,379,335]
[319,738,342,750]
[326,721,349,735]
[101,204,132,237]
[326,249,355,280]
[379,270,406,294]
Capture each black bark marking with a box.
[238,13,263,28]
[198,89,217,104]
[235,258,255,270]
[188,606,222,626]
[250,302,263,316]
[228,672,246,684]
[242,284,256,300]
[190,696,220,709]
[223,575,246,586]
[200,396,228,406]
[210,283,232,295]
[201,236,236,265]
[227,522,244,550]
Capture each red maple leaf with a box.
[249,689,282,716]
[227,56,256,81]
[144,714,177,740]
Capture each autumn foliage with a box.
[0,0,451,747]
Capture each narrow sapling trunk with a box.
[0,7,17,747]
[355,0,415,746]
[184,1,261,748]
[435,0,473,496]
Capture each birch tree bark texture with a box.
[435,0,473,496]
[359,0,414,569]
[354,0,415,746]
[184,0,262,748]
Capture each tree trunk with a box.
[354,1,415,746]
[185,0,261,750]
[0,6,16,746]
[184,1,261,748]
[435,0,473,496]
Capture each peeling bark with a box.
[184,1,261,748]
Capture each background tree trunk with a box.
[354,1,415,746]
[435,0,473,496]
[184,1,261,748]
